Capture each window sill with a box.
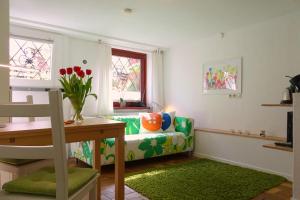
[114,107,150,110]
[113,107,151,115]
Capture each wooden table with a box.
[0,118,126,200]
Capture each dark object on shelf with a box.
[289,74,300,92]
[281,74,300,104]
[275,111,293,148]
[287,111,293,144]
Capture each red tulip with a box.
[86,69,92,75]
[59,68,66,75]
[77,70,85,78]
[66,67,73,75]
[74,66,81,72]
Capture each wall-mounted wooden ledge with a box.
[261,104,292,107]
[263,144,293,152]
[195,128,286,142]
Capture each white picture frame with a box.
[202,57,242,95]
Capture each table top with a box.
[0,118,125,137]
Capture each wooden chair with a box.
[0,90,98,200]
[0,95,53,188]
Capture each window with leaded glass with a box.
[112,48,147,108]
[9,36,53,80]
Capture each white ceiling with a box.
[10,0,300,47]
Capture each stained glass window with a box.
[112,56,141,101]
[9,37,53,80]
[111,48,147,107]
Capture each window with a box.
[9,36,53,81]
[112,48,147,108]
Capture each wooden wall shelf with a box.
[195,128,286,142]
[263,144,293,152]
[261,104,292,107]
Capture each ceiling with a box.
[10,0,300,47]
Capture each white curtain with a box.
[151,50,164,112]
[94,43,114,116]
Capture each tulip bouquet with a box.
[59,66,97,122]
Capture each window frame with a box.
[9,34,55,88]
[112,48,147,108]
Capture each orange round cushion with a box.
[141,113,162,132]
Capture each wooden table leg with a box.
[93,139,101,200]
[115,134,125,200]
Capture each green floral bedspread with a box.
[70,116,194,166]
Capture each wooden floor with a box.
[74,154,292,200]
[253,181,292,200]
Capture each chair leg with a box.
[89,185,96,200]
[0,173,2,189]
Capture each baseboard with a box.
[193,152,292,181]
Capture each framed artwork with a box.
[202,57,242,95]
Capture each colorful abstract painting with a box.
[203,58,242,94]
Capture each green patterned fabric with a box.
[112,116,140,135]
[138,135,167,158]
[174,117,194,149]
[3,167,98,197]
[174,117,193,136]
[70,116,194,166]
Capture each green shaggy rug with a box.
[125,159,285,200]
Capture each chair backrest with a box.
[9,95,35,122]
[0,90,68,199]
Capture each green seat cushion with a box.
[0,159,40,166]
[2,167,98,197]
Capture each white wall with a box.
[68,38,99,117]
[195,131,293,180]
[165,12,300,136]
[164,12,300,179]
[0,0,10,123]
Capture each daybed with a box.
[70,115,194,166]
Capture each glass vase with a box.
[73,110,83,123]
[69,98,84,124]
